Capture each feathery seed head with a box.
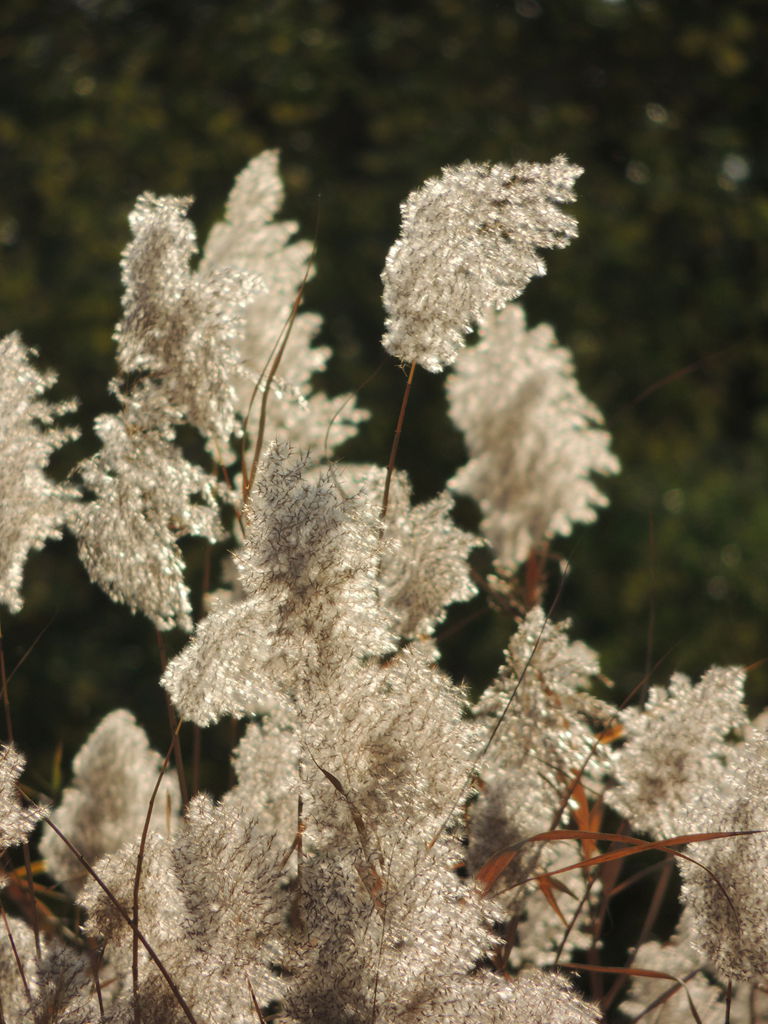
[381,156,582,372]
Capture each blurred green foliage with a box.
[2,0,768,782]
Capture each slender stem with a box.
[156,630,188,808]
[642,509,657,703]
[427,576,569,851]
[244,249,315,506]
[0,619,13,744]
[87,939,105,1020]
[41,813,199,1024]
[228,718,239,790]
[164,693,188,808]
[132,722,183,1024]
[0,904,31,1001]
[381,362,416,521]
[20,847,40,957]
[0,614,54,695]
[0,621,41,954]
[191,725,201,798]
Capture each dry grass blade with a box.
[536,873,571,927]
[310,760,374,856]
[309,754,385,912]
[477,828,760,905]
[568,779,602,859]
[2,866,70,941]
[558,963,706,1024]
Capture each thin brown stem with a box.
[40,813,199,1024]
[381,362,416,521]
[0,903,31,1002]
[228,718,239,790]
[132,721,183,1024]
[428,565,571,851]
[191,724,201,798]
[0,622,41,954]
[0,619,13,745]
[20,846,40,957]
[85,938,106,1019]
[0,614,55,697]
[155,630,188,808]
[246,975,267,1024]
[602,856,675,1012]
[163,693,188,808]
[243,247,316,507]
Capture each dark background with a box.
[2,0,767,788]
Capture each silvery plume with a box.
[72,189,259,630]
[0,333,79,614]
[381,156,581,372]
[447,304,619,572]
